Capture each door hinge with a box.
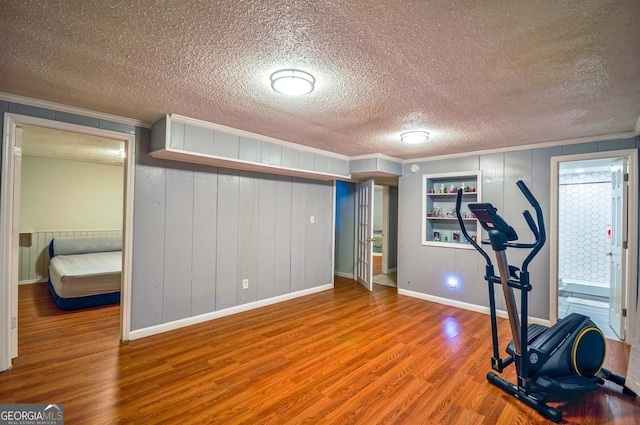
[622,308,627,318]
[623,240,628,249]
[624,173,629,182]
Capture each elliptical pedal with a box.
[536,374,602,395]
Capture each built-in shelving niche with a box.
[422,171,482,249]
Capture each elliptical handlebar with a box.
[517,181,546,272]
[455,188,491,266]
[455,180,546,271]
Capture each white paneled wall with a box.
[558,171,611,287]
[18,229,122,283]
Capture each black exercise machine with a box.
[455,180,636,423]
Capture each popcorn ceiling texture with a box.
[1,0,639,159]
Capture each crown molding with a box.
[0,92,151,128]
[402,128,639,164]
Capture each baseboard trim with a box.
[334,271,354,279]
[397,288,550,327]
[129,283,334,340]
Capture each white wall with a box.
[20,156,124,231]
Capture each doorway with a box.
[372,185,398,288]
[0,114,135,371]
[550,150,638,343]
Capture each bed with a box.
[373,230,383,253]
[48,236,122,310]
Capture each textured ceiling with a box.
[21,125,124,166]
[1,0,639,160]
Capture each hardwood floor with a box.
[1,278,638,424]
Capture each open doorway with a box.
[372,185,398,288]
[1,114,135,371]
[550,150,638,343]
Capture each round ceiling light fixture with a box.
[400,130,430,144]
[270,69,315,96]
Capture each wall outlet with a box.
[310,216,315,223]
[242,279,249,289]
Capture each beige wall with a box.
[20,156,124,231]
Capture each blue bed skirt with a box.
[48,278,120,311]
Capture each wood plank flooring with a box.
[1,278,638,424]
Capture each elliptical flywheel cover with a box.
[572,326,606,377]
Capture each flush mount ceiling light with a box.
[400,130,430,144]
[270,69,315,96]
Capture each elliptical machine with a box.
[455,180,636,423]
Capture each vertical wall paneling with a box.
[281,147,299,170]
[305,181,323,289]
[239,137,262,163]
[185,123,214,156]
[163,162,195,322]
[274,176,293,296]
[150,116,167,152]
[216,170,240,310]
[256,175,277,300]
[531,147,561,319]
[317,182,334,286]
[290,178,307,292]
[214,130,239,159]
[191,165,218,316]
[398,137,638,323]
[132,136,166,329]
[314,154,331,174]
[261,142,282,167]
[299,151,315,171]
[454,248,483,305]
[238,171,259,305]
[562,142,598,156]
[170,120,185,150]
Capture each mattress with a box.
[49,251,122,298]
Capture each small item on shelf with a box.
[447,207,456,218]
[471,235,477,243]
[429,188,435,193]
[427,212,432,217]
[433,231,441,241]
[453,231,460,242]
[440,184,446,194]
[449,184,456,193]
[444,235,449,242]
[461,182,466,192]
[471,187,476,192]
[462,212,467,218]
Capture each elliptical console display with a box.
[455,180,636,423]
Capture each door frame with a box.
[549,149,638,341]
[0,113,135,371]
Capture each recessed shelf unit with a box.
[422,171,482,248]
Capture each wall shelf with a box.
[422,171,482,248]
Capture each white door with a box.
[356,180,374,291]
[609,158,628,340]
